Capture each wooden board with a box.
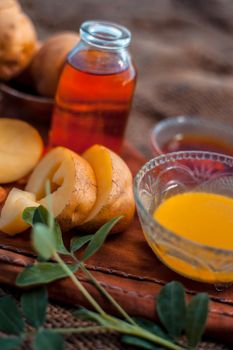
[0,143,233,342]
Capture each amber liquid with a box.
[49,52,136,153]
[163,134,233,156]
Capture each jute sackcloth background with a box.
[0,287,230,350]
[3,1,233,348]
[20,0,233,156]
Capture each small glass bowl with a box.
[134,151,233,284]
[151,116,233,155]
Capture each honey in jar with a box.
[49,21,136,153]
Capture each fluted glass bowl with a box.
[134,151,233,283]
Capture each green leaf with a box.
[32,223,56,260]
[0,296,24,335]
[133,318,171,340]
[21,287,48,328]
[33,330,64,350]
[30,206,69,256]
[53,221,70,255]
[32,205,49,226]
[121,335,165,350]
[0,337,22,350]
[82,217,122,261]
[122,318,170,350]
[74,308,108,326]
[16,263,78,286]
[185,293,209,348]
[22,207,37,225]
[156,281,186,338]
[70,234,93,253]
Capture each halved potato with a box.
[80,144,135,233]
[26,147,97,231]
[0,119,43,184]
[0,188,38,235]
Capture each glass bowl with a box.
[134,151,233,284]
[151,116,233,156]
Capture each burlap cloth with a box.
[3,1,233,348]
[127,0,233,156]
[0,286,229,350]
[20,0,233,155]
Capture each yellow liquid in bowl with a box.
[152,192,233,282]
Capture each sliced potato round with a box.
[0,119,43,184]
[80,144,135,233]
[26,147,97,231]
[0,187,38,235]
[82,145,113,223]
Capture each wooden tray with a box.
[0,143,233,343]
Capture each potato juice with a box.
[153,192,233,282]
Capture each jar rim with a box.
[80,20,131,49]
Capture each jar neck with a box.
[76,39,129,54]
[68,40,132,75]
[80,21,131,51]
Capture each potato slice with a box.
[82,145,112,223]
[0,188,38,235]
[26,147,97,231]
[80,145,135,233]
[0,119,43,184]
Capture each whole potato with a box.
[31,32,79,97]
[0,0,20,10]
[0,0,38,80]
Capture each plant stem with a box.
[109,322,185,350]
[51,326,106,334]
[79,262,136,326]
[53,252,106,317]
[51,317,185,350]
[54,253,184,350]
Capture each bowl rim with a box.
[150,115,233,154]
[0,82,53,104]
[134,150,233,256]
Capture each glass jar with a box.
[49,20,137,153]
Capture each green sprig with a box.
[0,205,209,350]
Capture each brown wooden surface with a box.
[0,143,233,343]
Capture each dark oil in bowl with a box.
[162,133,233,157]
